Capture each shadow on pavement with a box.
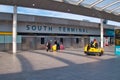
[17,54,33,72]
[59,50,103,61]
[0,51,120,80]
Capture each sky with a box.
[0,4,120,26]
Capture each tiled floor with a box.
[0,45,120,80]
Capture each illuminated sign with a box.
[115,29,120,45]
[115,46,120,55]
[115,29,120,37]
[115,29,120,55]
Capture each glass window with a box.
[41,38,44,44]
[76,38,79,43]
[0,35,4,43]
[5,36,12,43]
[60,38,63,43]
[17,35,22,43]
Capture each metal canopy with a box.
[60,0,120,14]
[0,0,120,22]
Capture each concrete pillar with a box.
[12,5,17,54]
[100,19,104,48]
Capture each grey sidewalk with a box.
[0,46,120,80]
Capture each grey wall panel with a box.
[0,13,12,21]
[18,15,35,22]
[0,13,116,30]
[0,21,12,32]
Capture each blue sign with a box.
[104,29,114,37]
[115,46,120,55]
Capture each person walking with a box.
[46,41,51,52]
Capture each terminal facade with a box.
[0,12,115,52]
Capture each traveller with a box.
[46,41,51,52]
[60,42,64,50]
[92,39,98,48]
[54,40,59,51]
[52,43,57,51]
[57,42,60,50]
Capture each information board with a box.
[115,29,120,55]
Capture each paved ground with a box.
[0,45,120,80]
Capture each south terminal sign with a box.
[18,24,100,35]
[26,25,88,33]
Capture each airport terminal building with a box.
[0,12,115,52]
